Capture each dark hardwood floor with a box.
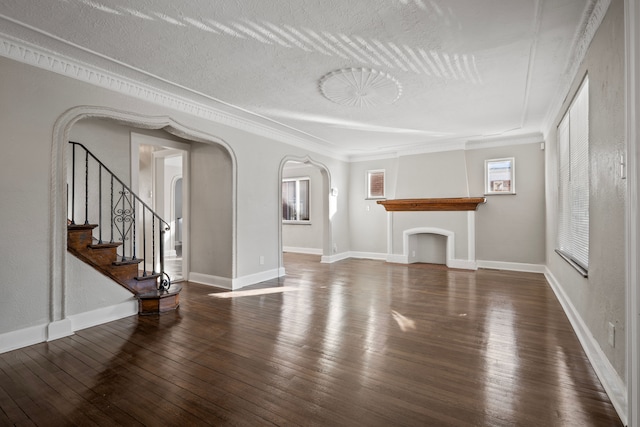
[0,253,623,426]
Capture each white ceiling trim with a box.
[350,132,545,162]
[349,139,468,162]
[542,0,611,135]
[465,133,544,150]
[519,0,544,129]
[0,17,349,162]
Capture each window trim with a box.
[282,176,310,223]
[556,75,589,276]
[366,169,386,200]
[484,157,516,195]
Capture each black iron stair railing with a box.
[68,141,171,291]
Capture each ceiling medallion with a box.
[319,68,402,107]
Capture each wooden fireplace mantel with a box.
[376,197,486,212]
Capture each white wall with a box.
[466,142,546,264]
[190,141,233,278]
[69,118,134,184]
[66,255,135,316]
[348,158,397,255]
[394,150,470,198]
[544,0,626,392]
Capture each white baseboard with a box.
[386,254,476,270]
[47,319,73,341]
[283,246,323,255]
[477,260,546,273]
[545,269,628,425]
[321,252,351,263]
[189,272,233,290]
[190,268,284,291]
[348,251,388,261]
[447,259,478,270]
[0,323,47,354]
[68,299,138,332]
[232,268,283,290]
[0,300,140,354]
[317,252,542,274]
[386,254,409,264]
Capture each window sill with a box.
[555,249,588,278]
[283,221,312,225]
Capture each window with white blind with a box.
[367,170,385,199]
[556,77,589,277]
[282,177,310,222]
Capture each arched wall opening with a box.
[278,156,332,272]
[50,106,237,338]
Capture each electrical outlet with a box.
[412,250,416,257]
[608,322,615,347]
[259,256,264,265]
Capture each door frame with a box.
[278,155,333,273]
[131,132,190,283]
[625,1,640,425]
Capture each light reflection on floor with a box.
[209,286,299,298]
[391,310,416,332]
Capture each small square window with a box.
[485,158,515,195]
[367,170,385,199]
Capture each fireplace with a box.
[378,198,486,270]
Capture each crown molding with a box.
[348,138,469,162]
[542,0,611,135]
[465,132,544,150]
[0,18,348,162]
[348,131,544,162]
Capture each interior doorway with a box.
[279,157,332,272]
[132,133,190,283]
[153,150,184,281]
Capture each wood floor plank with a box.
[0,254,624,426]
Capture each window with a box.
[556,77,589,276]
[367,170,385,199]
[485,158,515,195]
[282,177,310,222]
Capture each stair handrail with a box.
[68,141,172,291]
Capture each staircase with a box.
[67,141,181,315]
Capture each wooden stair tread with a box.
[68,223,98,231]
[113,258,143,266]
[89,242,122,249]
[135,272,161,281]
[138,284,182,299]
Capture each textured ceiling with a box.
[0,0,595,157]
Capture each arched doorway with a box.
[278,156,332,273]
[50,107,237,335]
